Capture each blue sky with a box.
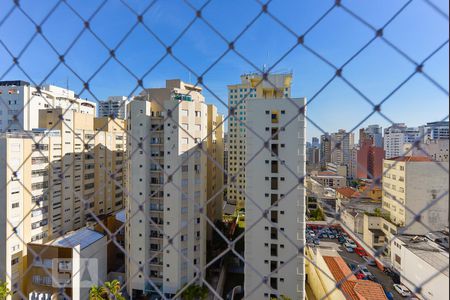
[0,0,448,140]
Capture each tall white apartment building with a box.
[98,96,129,120]
[227,73,292,208]
[0,81,96,132]
[245,98,306,300]
[0,110,125,299]
[384,124,420,158]
[125,80,223,298]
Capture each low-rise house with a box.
[26,228,107,300]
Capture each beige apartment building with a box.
[362,156,449,254]
[0,110,126,299]
[227,72,292,208]
[125,80,223,298]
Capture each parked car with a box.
[384,290,394,300]
[358,265,373,278]
[393,284,412,297]
[328,233,335,239]
[354,247,367,256]
[348,263,365,279]
[344,239,358,248]
[344,241,357,249]
[320,233,328,239]
[345,247,354,253]
[338,236,346,244]
[362,256,377,266]
[313,238,320,245]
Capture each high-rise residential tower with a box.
[330,129,354,174]
[357,127,384,180]
[125,80,223,298]
[227,73,292,208]
[0,111,125,299]
[320,134,332,167]
[384,123,420,159]
[244,98,306,300]
[362,125,383,148]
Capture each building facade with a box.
[125,80,223,298]
[381,157,449,240]
[244,98,306,300]
[357,128,384,180]
[419,121,449,142]
[391,235,449,300]
[0,81,96,132]
[330,129,354,169]
[320,134,332,168]
[0,111,125,298]
[98,96,129,120]
[404,138,449,162]
[227,73,292,208]
[384,124,420,159]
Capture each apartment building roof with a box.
[388,156,432,162]
[323,256,388,300]
[49,228,105,250]
[315,171,345,178]
[396,235,449,277]
[336,187,360,199]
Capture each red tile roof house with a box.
[323,256,388,300]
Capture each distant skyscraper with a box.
[311,137,320,148]
[245,97,306,300]
[98,96,129,120]
[357,127,384,179]
[330,129,354,172]
[361,125,383,148]
[320,134,332,167]
[227,72,293,208]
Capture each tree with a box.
[0,281,12,300]
[105,280,125,300]
[89,280,124,300]
[89,285,106,300]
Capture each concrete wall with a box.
[391,238,449,300]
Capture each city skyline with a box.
[0,1,448,299]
